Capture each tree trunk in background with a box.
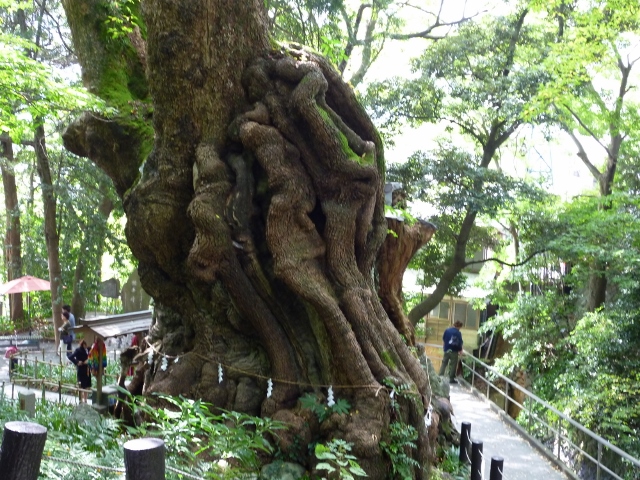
[0,136,24,324]
[71,188,114,319]
[408,142,502,326]
[62,1,436,477]
[408,210,479,326]
[34,124,63,339]
[377,218,436,344]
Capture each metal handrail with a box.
[429,344,640,480]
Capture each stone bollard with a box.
[18,391,36,417]
[0,421,48,480]
[124,437,165,480]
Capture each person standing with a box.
[89,337,108,406]
[439,320,464,384]
[67,340,91,403]
[62,305,76,346]
[58,312,73,354]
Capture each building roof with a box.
[75,310,152,339]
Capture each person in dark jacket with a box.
[439,321,464,384]
[67,339,91,402]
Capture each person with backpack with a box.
[439,320,464,384]
[57,311,73,354]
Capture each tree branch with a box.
[464,249,546,269]
[389,20,466,40]
[389,3,480,40]
[502,9,528,77]
[561,103,612,158]
[560,124,603,182]
[34,0,75,57]
[0,133,34,148]
[339,3,370,74]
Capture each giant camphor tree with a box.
[61,1,439,477]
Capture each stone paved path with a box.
[450,383,569,480]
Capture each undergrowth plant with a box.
[315,439,367,479]
[126,392,286,477]
[0,389,288,479]
[437,445,470,480]
[300,392,351,422]
[379,421,420,479]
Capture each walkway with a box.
[450,383,569,480]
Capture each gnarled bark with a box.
[377,218,436,344]
[62,1,435,477]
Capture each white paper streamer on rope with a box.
[218,363,224,384]
[327,386,335,407]
[147,350,154,366]
[267,378,273,398]
[174,356,179,363]
[161,356,168,371]
[424,404,433,428]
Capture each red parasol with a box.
[0,276,51,324]
[0,275,51,295]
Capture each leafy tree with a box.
[368,11,553,325]
[0,0,116,334]
[527,0,640,311]
[483,192,640,470]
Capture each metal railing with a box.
[440,347,640,480]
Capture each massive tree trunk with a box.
[0,136,25,324]
[62,1,435,477]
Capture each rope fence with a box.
[0,420,208,480]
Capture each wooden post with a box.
[489,456,504,480]
[471,440,483,480]
[459,422,471,464]
[0,421,47,480]
[124,438,165,480]
[504,382,509,413]
[97,342,103,406]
